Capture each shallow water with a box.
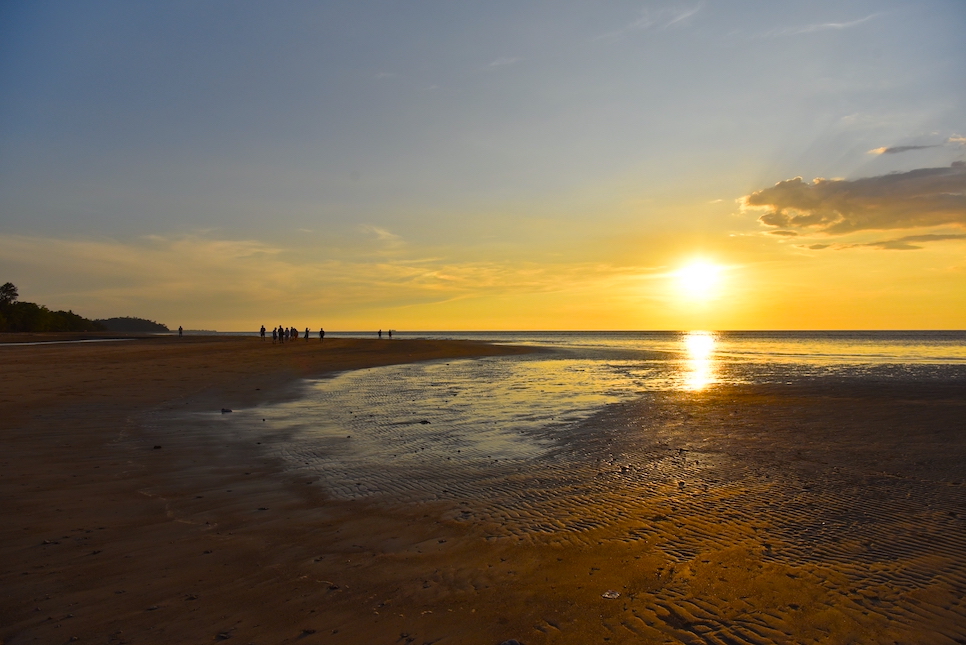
[215,331,966,503]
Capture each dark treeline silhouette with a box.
[94,317,169,332]
[0,281,106,333]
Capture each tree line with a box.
[0,283,168,333]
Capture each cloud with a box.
[742,163,966,235]
[859,234,966,250]
[805,234,966,251]
[766,13,879,37]
[768,230,798,236]
[0,233,672,326]
[595,4,701,41]
[360,225,402,242]
[664,6,701,28]
[867,136,965,154]
[359,225,405,253]
[485,57,521,70]
[868,144,940,155]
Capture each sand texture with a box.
[2,336,965,644]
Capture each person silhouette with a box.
[378,329,382,339]
[272,327,278,344]
[319,327,324,342]
[260,325,266,340]
[388,329,392,339]
[178,326,183,338]
[305,327,309,341]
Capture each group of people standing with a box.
[261,325,324,344]
[257,326,398,343]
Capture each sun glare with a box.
[674,261,723,301]
[683,331,716,390]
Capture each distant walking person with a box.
[319,328,324,342]
[292,327,298,340]
[378,329,382,339]
[305,327,309,341]
[260,325,266,340]
[388,329,392,339]
[272,327,277,344]
[178,326,183,338]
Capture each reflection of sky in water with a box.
[224,332,965,499]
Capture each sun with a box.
[674,260,723,300]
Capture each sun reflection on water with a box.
[683,331,717,390]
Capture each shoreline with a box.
[2,336,965,644]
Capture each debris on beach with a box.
[153,445,162,449]
[601,590,621,599]
[221,408,232,414]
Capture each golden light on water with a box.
[674,261,723,302]
[683,331,716,390]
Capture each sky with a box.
[0,0,964,330]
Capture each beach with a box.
[2,334,965,644]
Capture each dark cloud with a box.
[744,163,966,235]
[868,144,940,155]
[768,230,798,236]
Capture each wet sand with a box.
[2,336,965,644]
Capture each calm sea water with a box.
[206,331,965,500]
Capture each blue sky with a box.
[1,1,964,329]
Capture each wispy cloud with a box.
[360,225,404,249]
[764,13,879,37]
[858,234,966,250]
[0,233,673,326]
[595,4,701,41]
[484,57,522,70]
[868,136,966,154]
[742,162,966,235]
[804,234,966,251]
[868,144,940,155]
[664,5,701,28]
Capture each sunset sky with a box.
[1,1,964,330]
